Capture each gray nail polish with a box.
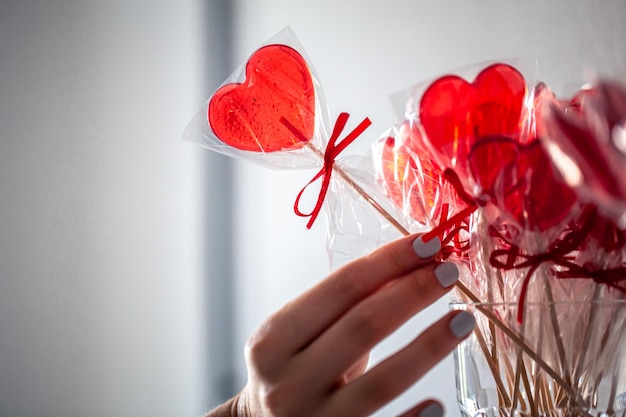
[412,236,441,259]
[449,311,476,339]
[419,403,444,417]
[434,263,459,288]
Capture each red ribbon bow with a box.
[281,112,371,229]
[555,263,626,292]
[489,206,598,323]
[422,169,480,258]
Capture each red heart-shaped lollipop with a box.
[379,121,444,223]
[469,137,577,231]
[419,64,527,177]
[208,44,316,152]
[468,136,519,200]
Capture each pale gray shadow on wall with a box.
[0,1,236,416]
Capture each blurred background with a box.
[0,1,624,416]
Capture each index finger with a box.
[264,234,442,353]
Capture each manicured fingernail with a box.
[434,262,459,288]
[412,236,441,259]
[449,311,475,339]
[419,402,443,417]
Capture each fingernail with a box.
[419,402,443,417]
[449,311,475,339]
[412,236,441,259]
[434,262,459,288]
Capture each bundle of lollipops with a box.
[183,27,626,413]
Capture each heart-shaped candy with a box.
[419,64,527,178]
[469,137,577,231]
[208,44,316,152]
[378,121,445,224]
[468,136,519,199]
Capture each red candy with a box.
[469,137,577,230]
[208,44,316,152]
[377,63,577,232]
[419,63,527,177]
[379,121,445,224]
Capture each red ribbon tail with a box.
[293,169,325,218]
[423,204,477,243]
[287,113,371,229]
[305,170,331,229]
[517,264,539,324]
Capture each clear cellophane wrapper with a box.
[542,79,626,229]
[362,60,626,416]
[363,60,626,307]
[182,26,331,170]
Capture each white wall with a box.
[229,1,626,416]
[0,2,210,416]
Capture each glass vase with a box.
[452,301,626,417]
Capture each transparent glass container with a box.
[451,301,626,417]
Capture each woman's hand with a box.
[207,234,475,417]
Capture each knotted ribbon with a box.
[489,206,599,323]
[422,168,481,258]
[281,112,371,229]
[556,264,626,292]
